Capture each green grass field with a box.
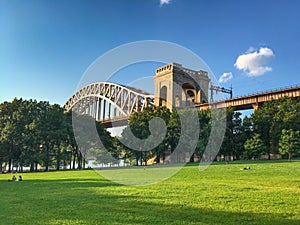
[0,160,299,225]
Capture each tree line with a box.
[0,97,299,172]
[0,98,113,172]
[119,96,300,164]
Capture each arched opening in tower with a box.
[159,86,167,107]
[182,83,196,106]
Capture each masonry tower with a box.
[154,63,210,110]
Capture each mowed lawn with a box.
[0,160,299,225]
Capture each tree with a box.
[34,102,65,171]
[120,106,171,165]
[0,99,81,172]
[276,97,300,131]
[239,116,253,156]
[72,113,115,169]
[218,108,244,160]
[92,121,116,167]
[251,97,300,159]
[252,100,281,159]
[166,110,180,156]
[279,129,300,160]
[244,134,266,159]
[0,142,7,171]
[195,109,211,160]
[20,99,50,171]
[0,99,27,172]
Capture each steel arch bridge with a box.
[64,82,154,127]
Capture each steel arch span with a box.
[64,82,154,125]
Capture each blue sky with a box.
[1,0,300,106]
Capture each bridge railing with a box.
[228,84,300,100]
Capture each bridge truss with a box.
[64,80,300,127]
[64,82,154,125]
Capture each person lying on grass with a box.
[240,166,251,170]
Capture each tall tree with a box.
[251,97,300,159]
[72,114,115,169]
[252,101,279,159]
[195,109,211,160]
[0,99,26,172]
[120,106,171,165]
[244,133,267,159]
[219,108,237,158]
[279,129,300,160]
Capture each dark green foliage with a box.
[244,134,267,159]
[1,96,299,170]
[116,97,300,163]
[195,109,211,158]
[252,97,300,159]
[0,99,114,171]
[279,129,300,160]
[120,106,172,165]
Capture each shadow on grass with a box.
[0,178,123,189]
[0,177,298,225]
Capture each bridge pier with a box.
[102,100,106,121]
[97,99,101,121]
[92,98,96,119]
[252,102,263,111]
[108,102,111,119]
[252,103,259,111]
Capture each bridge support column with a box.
[91,98,94,118]
[252,103,258,111]
[87,97,91,116]
[103,100,106,121]
[93,100,97,119]
[252,102,263,111]
[108,103,111,119]
[114,107,117,118]
[97,99,101,121]
[90,97,94,117]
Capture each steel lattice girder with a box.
[64,82,154,121]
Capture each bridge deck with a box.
[82,85,300,128]
[196,85,300,111]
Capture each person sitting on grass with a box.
[18,175,23,181]
[8,175,17,182]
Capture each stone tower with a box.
[154,63,210,110]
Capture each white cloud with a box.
[160,0,171,6]
[219,72,233,83]
[234,47,275,76]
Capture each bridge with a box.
[64,82,154,127]
[196,85,300,111]
[64,63,300,127]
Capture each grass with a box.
[0,160,299,225]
